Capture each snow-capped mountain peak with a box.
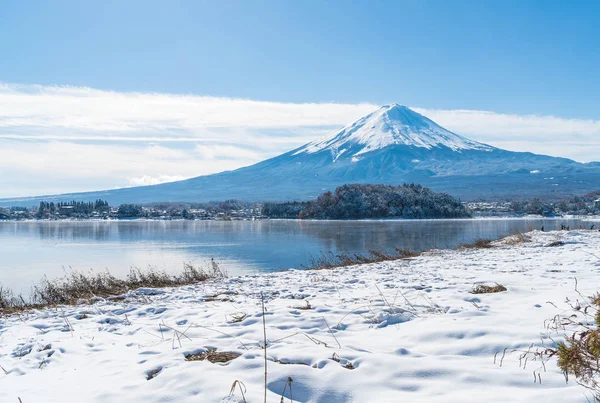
[294,104,492,159]
[5,102,599,207]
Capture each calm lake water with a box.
[0,218,596,294]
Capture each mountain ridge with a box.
[2,105,600,206]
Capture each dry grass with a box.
[554,291,600,400]
[0,261,225,316]
[461,238,494,249]
[502,232,532,246]
[306,232,533,272]
[501,288,600,400]
[330,353,355,370]
[305,248,420,270]
[228,312,247,323]
[293,300,312,310]
[546,240,565,247]
[470,283,507,294]
[229,380,247,402]
[185,350,241,364]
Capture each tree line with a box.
[262,184,471,219]
[508,191,600,216]
[37,199,110,218]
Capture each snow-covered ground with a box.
[2,230,600,402]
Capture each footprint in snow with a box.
[12,344,33,358]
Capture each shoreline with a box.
[1,230,599,402]
[0,225,594,313]
[1,215,600,223]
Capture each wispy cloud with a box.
[0,83,375,133]
[414,108,600,162]
[0,83,598,198]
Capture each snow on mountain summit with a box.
[294,104,493,160]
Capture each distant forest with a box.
[507,190,600,216]
[3,185,599,221]
[262,184,471,219]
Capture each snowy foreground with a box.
[2,231,600,403]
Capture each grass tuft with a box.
[461,239,494,249]
[502,232,532,246]
[304,248,420,270]
[293,300,312,310]
[0,261,225,316]
[470,283,507,294]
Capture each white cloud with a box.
[413,108,600,161]
[194,144,263,161]
[0,83,375,134]
[0,83,598,198]
[0,140,254,197]
[128,175,189,187]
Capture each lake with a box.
[0,218,596,294]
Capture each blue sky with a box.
[2,0,599,117]
[0,1,599,197]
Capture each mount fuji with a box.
[3,104,600,206]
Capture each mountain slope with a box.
[294,104,492,159]
[3,104,600,206]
